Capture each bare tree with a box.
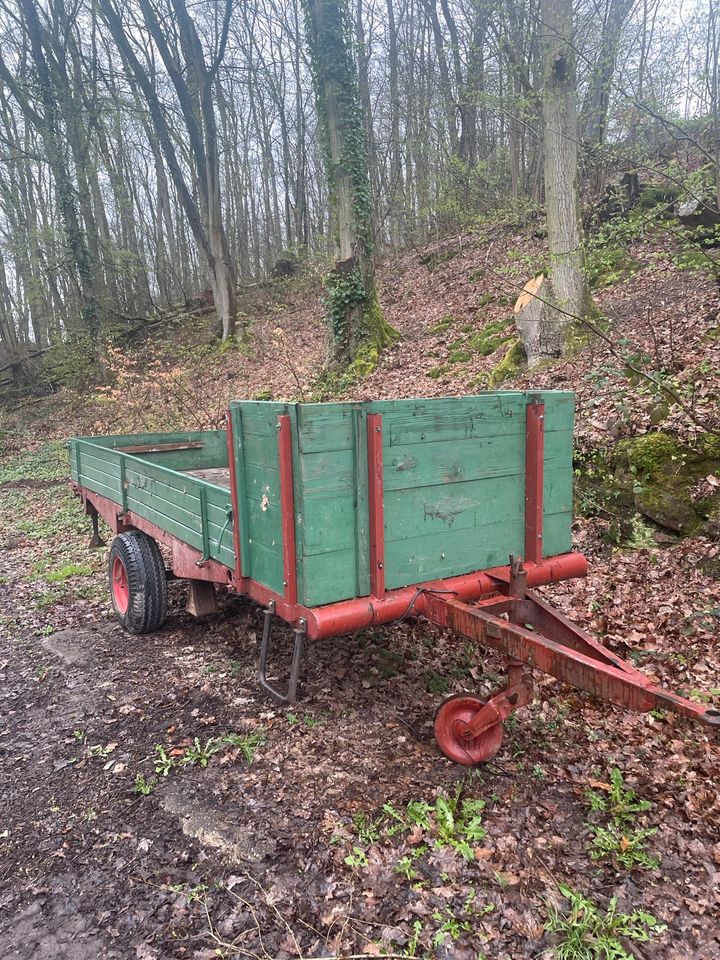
[99,0,237,338]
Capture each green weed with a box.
[589,824,660,870]
[586,768,652,823]
[423,670,450,694]
[154,744,176,777]
[586,768,659,870]
[220,730,265,763]
[545,885,666,959]
[134,774,158,795]
[383,784,486,861]
[344,846,369,869]
[180,737,222,768]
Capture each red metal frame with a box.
[277,415,298,608]
[367,413,385,598]
[303,552,588,639]
[423,588,720,730]
[525,399,544,564]
[225,410,245,583]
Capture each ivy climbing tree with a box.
[302,0,396,366]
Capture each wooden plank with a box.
[542,511,573,557]
[246,498,282,551]
[525,399,545,564]
[75,430,228,470]
[117,441,205,454]
[372,392,574,447]
[382,429,571,492]
[76,447,122,483]
[383,477,524,542]
[233,401,286,436]
[384,519,525,590]
[296,402,356,453]
[544,461,573,516]
[299,493,357,555]
[277,415,298,605]
[244,460,280,502]
[302,549,358,607]
[300,448,355,495]
[231,406,252,577]
[76,460,122,496]
[247,539,284,595]
[124,478,200,531]
[377,395,526,446]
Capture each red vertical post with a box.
[225,410,243,580]
[524,400,545,565]
[277,415,298,607]
[367,414,386,598]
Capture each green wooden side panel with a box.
[69,436,235,570]
[302,548,358,607]
[71,429,227,470]
[228,392,576,606]
[228,401,286,595]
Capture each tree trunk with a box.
[303,0,396,364]
[520,0,589,363]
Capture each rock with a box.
[634,487,699,533]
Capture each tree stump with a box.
[513,273,565,365]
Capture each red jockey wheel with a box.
[434,694,504,765]
[111,555,130,615]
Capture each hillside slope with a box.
[1,216,719,959]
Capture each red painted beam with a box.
[525,399,544,564]
[304,552,588,639]
[367,413,385,598]
[277,415,298,608]
[225,408,244,582]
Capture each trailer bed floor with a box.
[182,467,232,488]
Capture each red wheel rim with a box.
[434,695,504,765]
[111,556,129,614]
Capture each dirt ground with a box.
[0,455,719,960]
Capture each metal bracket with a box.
[257,600,306,704]
[87,504,106,549]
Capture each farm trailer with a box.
[68,392,720,764]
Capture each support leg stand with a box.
[257,601,306,704]
[88,506,106,549]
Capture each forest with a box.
[0,0,720,959]
[0,0,718,370]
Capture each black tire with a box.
[108,531,167,634]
